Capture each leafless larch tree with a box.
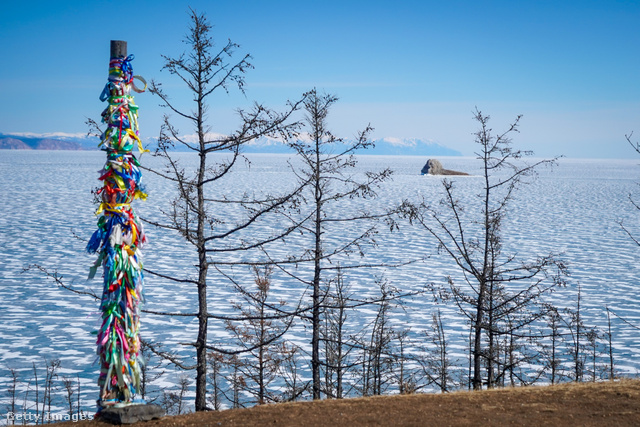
[271,90,396,399]
[143,9,305,411]
[402,109,567,390]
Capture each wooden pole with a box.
[110,40,127,58]
[89,39,147,410]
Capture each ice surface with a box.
[2,151,640,413]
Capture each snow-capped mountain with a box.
[235,135,462,156]
[370,137,461,156]
[0,132,461,156]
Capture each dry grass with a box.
[61,379,640,426]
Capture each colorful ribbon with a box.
[88,51,147,408]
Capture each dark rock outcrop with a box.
[421,158,469,176]
[421,159,443,175]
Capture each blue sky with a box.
[1,0,638,158]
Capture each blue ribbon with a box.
[120,55,135,83]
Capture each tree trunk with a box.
[472,280,486,390]
[311,129,322,400]
[607,308,614,380]
[259,297,266,404]
[195,251,208,410]
[336,298,344,399]
[487,279,495,388]
[575,287,582,382]
[195,121,209,410]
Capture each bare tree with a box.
[278,343,306,402]
[402,109,566,390]
[278,89,394,399]
[62,377,75,419]
[621,131,640,244]
[32,363,39,422]
[358,279,398,397]
[322,268,358,399]
[586,327,601,382]
[565,285,585,382]
[77,375,82,421]
[222,355,245,409]
[144,9,304,411]
[160,375,191,416]
[605,307,616,380]
[206,352,224,410]
[42,359,60,423]
[538,307,564,384]
[420,309,456,392]
[394,330,418,395]
[7,368,18,425]
[223,266,293,405]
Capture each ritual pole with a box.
[86,41,162,422]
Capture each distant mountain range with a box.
[371,137,461,156]
[0,132,462,156]
[0,132,100,151]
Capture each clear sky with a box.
[1,0,638,158]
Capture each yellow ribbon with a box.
[96,203,130,215]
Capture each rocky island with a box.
[421,158,469,176]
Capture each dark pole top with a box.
[110,40,127,58]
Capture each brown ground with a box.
[60,380,640,427]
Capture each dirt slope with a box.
[61,379,640,427]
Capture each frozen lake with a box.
[1,150,640,414]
